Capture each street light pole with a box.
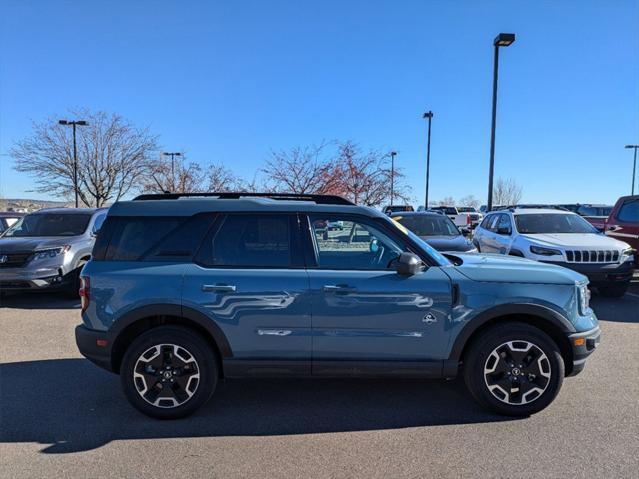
[390,151,397,205]
[59,120,88,208]
[487,33,515,212]
[422,111,433,209]
[626,145,639,195]
[162,152,182,192]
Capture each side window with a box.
[105,217,183,261]
[203,214,293,268]
[617,199,639,222]
[309,216,403,270]
[479,215,493,229]
[488,214,502,232]
[498,214,512,234]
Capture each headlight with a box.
[530,245,562,256]
[577,283,591,315]
[621,248,635,263]
[33,245,70,260]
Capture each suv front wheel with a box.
[120,326,218,419]
[463,322,564,416]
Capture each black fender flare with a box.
[448,303,575,362]
[110,303,233,358]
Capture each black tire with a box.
[63,267,83,298]
[463,322,564,416]
[120,326,218,419]
[597,282,629,298]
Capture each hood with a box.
[450,253,585,285]
[521,233,630,250]
[419,235,475,252]
[0,237,76,253]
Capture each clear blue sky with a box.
[1,0,638,205]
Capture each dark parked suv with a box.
[76,193,600,419]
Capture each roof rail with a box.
[132,192,355,205]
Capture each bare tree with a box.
[331,141,412,207]
[143,154,205,193]
[493,177,523,206]
[11,110,158,207]
[262,142,338,194]
[206,163,244,192]
[459,195,480,208]
[433,196,456,207]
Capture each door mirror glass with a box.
[394,252,423,276]
[460,227,471,237]
[497,226,511,235]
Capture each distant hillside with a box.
[0,198,72,213]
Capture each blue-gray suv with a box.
[75,193,601,419]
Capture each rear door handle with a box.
[202,284,237,292]
[323,284,357,293]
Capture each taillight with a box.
[467,215,472,226]
[79,276,90,312]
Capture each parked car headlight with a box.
[621,248,635,263]
[530,245,562,256]
[577,283,591,315]
[33,245,71,260]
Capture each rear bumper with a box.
[566,326,601,376]
[75,324,114,372]
[541,260,634,285]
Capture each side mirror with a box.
[497,227,511,235]
[394,252,423,276]
[460,227,471,237]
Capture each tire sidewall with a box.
[120,326,218,419]
[464,323,564,416]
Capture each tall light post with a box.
[162,152,182,192]
[625,145,639,195]
[390,151,397,205]
[422,111,434,209]
[486,33,515,212]
[59,120,88,208]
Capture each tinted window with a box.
[310,215,403,270]
[497,214,512,233]
[515,214,597,234]
[105,217,183,261]
[206,214,292,267]
[395,215,459,237]
[3,213,91,237]
[92,212,107,234]
[479,215,493,229]
[617,199,639,222]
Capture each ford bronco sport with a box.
[75,193,600,419]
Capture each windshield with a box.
[384,216,452,266]
[395,215,460,237]
[515,214,598,234]
[2,213,91,237]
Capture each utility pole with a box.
[59,120,88,207]
[162,152,182,192]
[422,111,433,209]
[390,151,397,205]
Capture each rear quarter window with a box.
[94,214,214,261]
[617,199,639,222]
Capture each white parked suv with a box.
[473,208,635,297]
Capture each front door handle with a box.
[202,284,237,292]
[323,284,357,293]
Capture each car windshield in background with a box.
[515,214,597,234]
[2,214,91,237]
[457,207,474,213]
[396,215,459,237]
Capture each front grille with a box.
[565,250,620,263]
[0,251,33,268]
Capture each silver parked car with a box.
[0,208,108,295]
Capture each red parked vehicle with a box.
[605,195,639,267]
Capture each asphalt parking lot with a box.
[1,285,638,478]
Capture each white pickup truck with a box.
[430,206,474,228]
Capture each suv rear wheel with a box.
[463,322,564,416]
[120,326,218,419]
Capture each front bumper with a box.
[566,326,601,376]
[0,265,69,291]
[541,260,634,285]
[75,324,115,372]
